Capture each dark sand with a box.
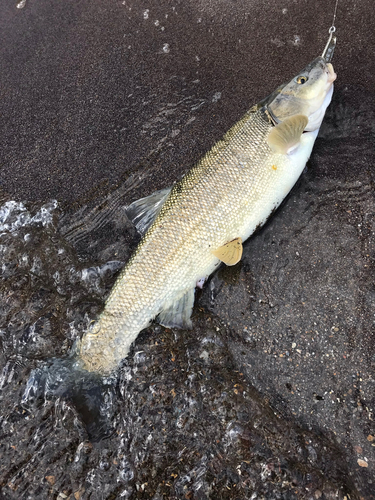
[1,1,375,499]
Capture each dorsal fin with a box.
[267,114,308,154]
[125,187,171,235]
[212,237,243,266]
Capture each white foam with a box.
[0,200,58,234]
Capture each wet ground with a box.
[1,1,375,499]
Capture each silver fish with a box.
[78,54,336,374]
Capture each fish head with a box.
[268,56,336,131]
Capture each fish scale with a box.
[79,56,336,374]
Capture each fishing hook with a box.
[322,0,339,62]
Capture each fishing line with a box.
[330,0,339,28]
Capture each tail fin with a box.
[22,357,117,440]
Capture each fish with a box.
[78,53,337,375]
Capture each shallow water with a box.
[2,0,375,496]
[1,87,375,499]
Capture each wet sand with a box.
[1,1,375,499]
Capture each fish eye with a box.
[295,75,308,84]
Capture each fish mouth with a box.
[326,63,337,84]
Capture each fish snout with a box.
[326,63,337,84]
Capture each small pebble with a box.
[357,459,368,468]
[74,489,85,500]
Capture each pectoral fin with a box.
[125,187,172,235]
[157,287,195,329]
[212,237,243,266]
[267,114,308,154]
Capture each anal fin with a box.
[125,187,172,236]
[157,288,195,329]
[212,237,243,266]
